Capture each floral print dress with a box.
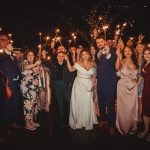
[20,60,40,120]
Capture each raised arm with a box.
[90,63,97,91]
[24,60,42,70]
[64,55,76,72]
[115,48,122,71]
[137,34,145,44]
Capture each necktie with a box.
[9,53,14,61]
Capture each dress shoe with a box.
[108,127,115,136]
[98,121,108,128]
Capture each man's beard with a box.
[99,46,105,50]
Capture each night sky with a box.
[0,0,150,48]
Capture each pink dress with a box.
[116,62,138,135]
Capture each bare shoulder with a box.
[91,61,96,67]
[77,61,82,65]
[130,64,137,70]
[77,61,81,63]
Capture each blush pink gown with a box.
[116,62,138,135]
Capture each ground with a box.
[0,110,150,150]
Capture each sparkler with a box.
[55,36,62,45]
[0,49,3,53]
[71,33,75,37]
[55,28,60,37]
[45,36,50,45]
[38,32,42,43]
[47,56,51,60]
[99,16,103,21]
[38,44,42,49]
[123,22,127,27]
[10,40,13,44]
[8,33,12,42]
[129,37,134,40]
[73,35,77,43]
[116,24,120,28]
[38,44,42,60]
[68,40,72,47]
[102,25,109,40]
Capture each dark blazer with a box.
[0,52,21,80]
[50,60,75,90]
[0,71,7,100]
[96,47,118,85]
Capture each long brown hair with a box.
[79,49,92,62]
[142,47,150,67]
[122,46,138,68]
[26,50,37,64]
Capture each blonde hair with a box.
[79,49,92,62]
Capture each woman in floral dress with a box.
[21,50,42,130]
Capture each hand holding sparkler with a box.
[64,54,69,62]
[71,33,77,43]
[35,60,42,66]
[116,46,122,58]
[38,32,42,43]
[138,34,145,44]
[8,33,13,44]
[50,41,55,49]
[6,43,13,51]
[37,44,42,60]
[92,28,98,39]
[117,39,124,51]
[55,28,60,37]
[102,25,109,40]
[103,45,110,55]
[68,40,72,47]
[45,36,50,45]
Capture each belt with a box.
[77,76,90,79]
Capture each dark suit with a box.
[96,48,118,127]
[0,71,7,134]
[0,51,22,129]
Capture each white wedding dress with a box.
[69,63,98,130]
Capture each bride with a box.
[65,49,98,130]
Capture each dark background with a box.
[0,0,150,48]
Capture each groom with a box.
[95,36,118,135]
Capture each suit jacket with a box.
[0,52,21,80]
[0,71,7,107]
[96,47,118,86]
